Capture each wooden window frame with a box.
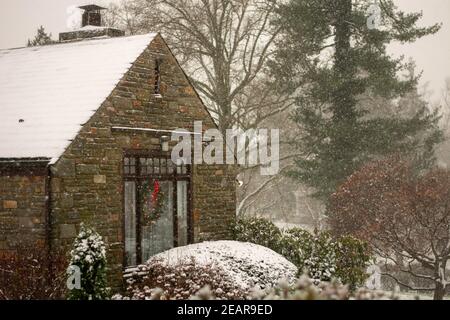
[122,150,193,267]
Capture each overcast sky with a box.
[0,0,449,104]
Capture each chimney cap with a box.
[78,4,106,11]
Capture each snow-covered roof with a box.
[0,33,157,163]
[73,25,111,32]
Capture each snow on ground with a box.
[274,221,315,232]
[147,241,298,291]
[382,291,449,300]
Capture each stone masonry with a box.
[0,35,237,290]
[48,35,236,288]
[0,168,48,256]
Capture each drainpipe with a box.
[44,165,53,273]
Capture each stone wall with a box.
[192,164,236,240]
[50,35,236,288]
[0,172,47,255]
[59,27,125,42]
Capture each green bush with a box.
[232,217,282,252]
[277,228,313,268]
[334,236,372,290]
[233,218,371,289]
[278,229,337,282]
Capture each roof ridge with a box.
[0,32,157,53]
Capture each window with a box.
[123,153,191,266]
[124,157,136,175]
[154,59,162,95]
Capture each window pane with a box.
[161,158,167,174]
[141,180,174,261]
[177,181,188,246]
[140,158,147,175]
[167,159,174,174]
[177,164,188,175]
[124,181,137,266]
[154,158,160,174]
[147,159,153,174]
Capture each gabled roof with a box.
[0,33,157,164]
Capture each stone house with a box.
[0,5,236,286]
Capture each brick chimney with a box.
[80,4,104,27]
[59,4,125,42]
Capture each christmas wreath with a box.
[142,180,165,224]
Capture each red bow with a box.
[151,180,160,204]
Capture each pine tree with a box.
[27,25,55,47]
[67,224,110,300]
[271,0,442,200]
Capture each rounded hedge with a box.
[233,217,372,289]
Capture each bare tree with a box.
[444,78,450,108]
[109,0,286,134]
[103,0,151,35]
[234,76,299,219]
[105,0,305,221]
[147,0,299,219]
[330,157,450,300]
[441,78,450,130]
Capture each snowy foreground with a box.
[116,241,437,300]
[128,241,297,291]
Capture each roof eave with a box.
[0,157,51,164]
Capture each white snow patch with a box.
[146,240,298,290]
[275,221,315,232]
[76,26,111,31]
[0,33,157,162]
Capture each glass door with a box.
[123,154,190,266]
[140,179,174,261]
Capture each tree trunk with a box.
[332,0,355,122]
[330,0,358,184]
[433,281,446,300]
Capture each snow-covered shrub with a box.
[191,275,399,300]
[0,244,67,300]
[300,232,336,282]
[115,241,297,300]
[233,217,282,252]
[247,274,399,300]
[118,258,246,300]
[278,229,337,282]
[276,227,312,266]
[279,229,370,287]
[67,224,109,300]
[234,218,371,288]
[113,271,398,300]
[141,274,399,301]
